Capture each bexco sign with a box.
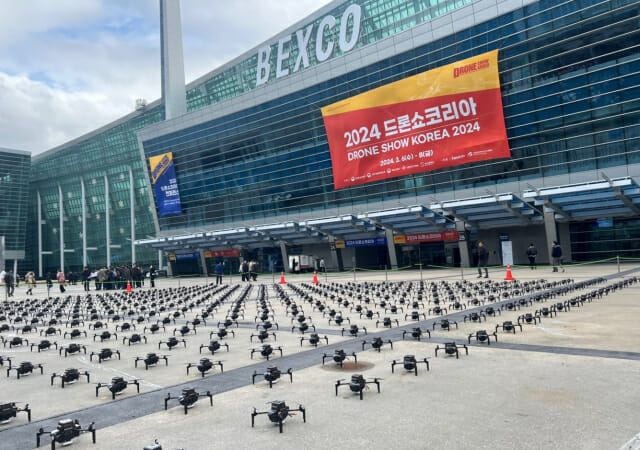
[256,4,362,86]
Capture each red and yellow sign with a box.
[394,231,458,244]
[322,50,509,189]
[204,249,240,258]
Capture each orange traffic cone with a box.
[126,280,132,292]
[504,264,515,281]
[311,270,319,284]
[279,272,287,284]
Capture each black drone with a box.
[362,337,393,352]
[93,331,117,343]
[135,353,169,370]
[143,323,165,334]
[31,340,58,352]
[250,329,277,343]
[433,319,458,331]
[59,344,86,357]
[89,348,121,363]
[518,313,540,326]
[341,325,367,337]
[300,333,328,347]
[3,336,28,348]
[211,328,235,340]
[7,361,44,379]
[291,322,316,334]
[251,344,283,360]
[495,321,523,334]
[36,419,96,449]
[186,358,223,377]
[402,327,431,341]
[0,402,31,424]
[199,340,229,355]
[391,355,430,376]
[96,376,140,399]
[173,325,196,337]
[252,366,293,388]
[51,368,90,388]
[463,311,486,323]
[376,317,399,328]
[405,311,426,321]
[164,387,212,415]
[335,374,382,400]
[435,342,469,358]
[251,400,306,433]
[63,329,87,339]
[40,327,61,337]
[123,333,148,345]
[468,330,498,345]
[158,337,186,350]
[322,349,357,367]
[115,322,135,332]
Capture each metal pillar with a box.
[384,228,398,269]
[279,241,289,272]
[37,191,43,277]
[328,236,339,271]
[129,166,136,264]
[80,178,87,267]
[57,183,64,272]
[199,250,208,276]
[104,173,110,267]
[543,210,558,264]
[455,220,471,268]
[13,260,17,282]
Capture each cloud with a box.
[0,0,332,154]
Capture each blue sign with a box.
[345,237,387,248]
[149,152,182,217]
[174,252,200,261]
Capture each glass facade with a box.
[0,149,30,269]
[142,0,640,232]
[570,217,640,261]
[26,0,640,272]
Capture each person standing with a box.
[249,260,258,281]
[551,241,564,272]
[215,261,224,285]
[319,258,326,273]
[81,266,91,292]
[4,270,14,297]
[56,269,66,293]
[25,271,36,295]
[148,265,156,288]
[476,241,489,278]
[526,243,538,270]
[241,260,249,282]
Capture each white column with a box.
[129,167,136,263]
[385,228,398,269]
[80,178,87,267]
[37,191,43,277]
[104,173,111,267]
[159,0,187,119]
[58,183,64,272]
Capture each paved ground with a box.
[0,264,638,449]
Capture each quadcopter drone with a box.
[518,313,540,326]
[322,349,357,368]
[135,353,169,370]
[402,327,431,341]
[300,333,328,347]
[435,342,469,358]
[0,401,30,425]
[433,319,458,331]
[63,329,87,339]
[143,323,165,334]
[173,325,196,337]
[376,317,399,328]
[251,344,283,360]
[335,374,382,400]
[291,322,316,334]
[362,337,393,352]
[495,321,523,334]
[211,327,235,340]
[96,376,140,399]
[158,337,186,350]
[391,355,430,376]
[7,361,44,379]
[59,344,86,357]
[3,336,29,348]
[341,325,367,337]
[40,327,61,337]
[123,333,147,345]
[199,340,229,355]
[36,419,96,449]
[89,348,121,363]
[51,368,90,388]
[31,340,58,352]
[186,358,223,377]
[250,329,277,343]
[164,387,212,415]
[468,330,498,345]
[115,322,135,332]
[251,400,306,433]
[252,366,293,388]
[463,311,486,323]
[93,331,117,343]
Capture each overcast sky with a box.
[0,0,332,154]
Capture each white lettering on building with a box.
[256,3,362,86]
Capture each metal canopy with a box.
[304,214,384,240]
[431,193,543,229]
[523,176,640,221]
[364,205,455,234]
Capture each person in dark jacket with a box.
[4,270,14,297]
[81,266,91,292]
[477,241,489,278]
[214,261,224,285]
[526,243,538,270]
[148,265,156,288]
[551,241,564,272]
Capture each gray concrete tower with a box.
[159,0,187,120]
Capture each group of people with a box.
[240,260,259,282]
[476,240,564,278]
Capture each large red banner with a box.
[321,50,510,189]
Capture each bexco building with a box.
[27,0,640,276]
